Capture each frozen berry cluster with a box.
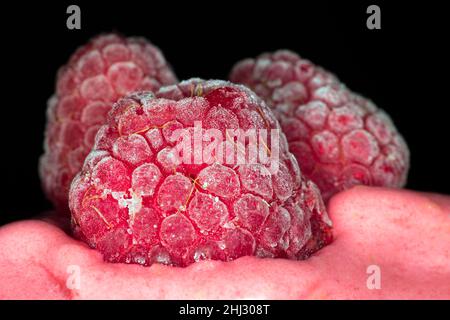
[39,34,410,268]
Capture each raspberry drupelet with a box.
[40,33,177,212]
[69,79,333,267]
[230,50,409,200]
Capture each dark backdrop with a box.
[1,1,448,226]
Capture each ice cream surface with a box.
[0,186,449,299]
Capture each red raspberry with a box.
[230,50,339,116]
[69,79,332,267]
[230,50,409,200]
[40,33,177,212]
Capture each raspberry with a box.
[40,33,177,211]
[69,79,332,267]
[230,50,409,200]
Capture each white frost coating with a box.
[157,84,179,94]
[112,134,152,166]
[134,256,146,265]
[221,221,235,230]
[238,164,273,200]
[296,101,329,130]
[217,240,227,250]
[253,58,272,79]
[311,130,339,163]
[266,78,283,88]
[77,50,104,75]
[233,58,253,72]
[132,163,162,197]
[154,251,171,265]
[45,95,58,124]
[93,125,110,148]
[128,91,155,107]
[83,149,110,168]
[328,105,364,133]
[102,43,129,61]
[158,78,266,108]
[313,84,349,108]
[272,82,306,103]
[341,130,380,166]
[108,60,141,74]
[101,188,111,199]
[111,190,143,222]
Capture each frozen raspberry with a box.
[40,33,177,212]
[69,79,332,267]
[230,50,339,116]
[230,50,409,200]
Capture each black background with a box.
[1,1,448,226]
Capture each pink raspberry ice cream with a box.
[40,33,177,212]
[0,187,449,299]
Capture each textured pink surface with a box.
[1,187,449,299]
